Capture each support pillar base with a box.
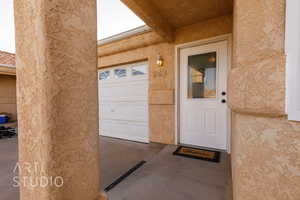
[99,192,108,200]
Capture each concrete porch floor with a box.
[100,136,166,188]
[0,137,232,200]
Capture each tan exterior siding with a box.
[98,15,233,144]
[0,75,17,120]
[97,30,164,57]
[232,114,300,200]
[230,0,300,199]
[174,15,233,44]
[14,0,101,198]
[229,0,286,116]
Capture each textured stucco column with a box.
[14,1,106,200]
[229,1,300,200]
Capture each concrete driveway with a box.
[0,138,18,200]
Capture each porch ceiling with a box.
[150,0,233,28]
[121,0,233,42]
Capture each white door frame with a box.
[174,34,232,153]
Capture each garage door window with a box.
[100,71,110,80]
[132,65,147,76]
[114,69,127,78]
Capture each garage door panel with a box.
[98,62,149,143]
[100,120,148,143]
[100,102,148,122]
[100,83,147,101]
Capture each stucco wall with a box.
[174,15,232,44]
[98,15,232,144]
[0,75,17,120]
[229,0,286,116]
[232,114,300,200]
[230,0,300,200]
[14,0,102,199]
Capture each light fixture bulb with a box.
[157,55,164,67]
[208,56,216,63]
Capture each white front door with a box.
[98,62,149,143]
[179,41,229,150]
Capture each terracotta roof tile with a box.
[0,51,15,66]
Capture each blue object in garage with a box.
[0,115,8,124]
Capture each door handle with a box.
[221,99,226,103]
[221,91,226,96]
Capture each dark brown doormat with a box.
[173,146,220,163]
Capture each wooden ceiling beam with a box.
[121,0,174,42]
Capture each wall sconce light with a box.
[208,56,216,63]
[157,55,164,67]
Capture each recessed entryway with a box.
[98,61,149,143]
[178,40,229,150]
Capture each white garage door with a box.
[98,62,149,143]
